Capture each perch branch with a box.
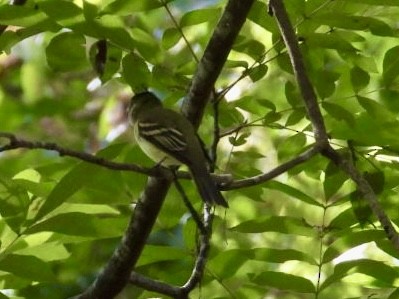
[76,0,255,298]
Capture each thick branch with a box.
[182,0,255,128]
[268,0,328,145]
[74,177,171,299]
[269,0,399,250]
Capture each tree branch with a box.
[73,177,171,299]
[268,0,328,145]
[129,205,213,299]
[0,132,153,175]
[268,0,399,250]
[75,0,255,297]
[182,0,255,129]
[223,146,319,190]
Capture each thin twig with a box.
[182,204,213,292]
[223,146,319,190]
[0,132,154,176]
[173,175,205,233]
[161,0,199,63]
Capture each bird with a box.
[128,91,228,207]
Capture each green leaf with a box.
[349,190,373,227]
[323,161,348,199]
[277,133,307,161]
[46,32,89,72]
[151,65,190,91]
[247,64,268,82]
[137,245,186,266]
[264,180,323,207]
[251,271,315,293]
[161,28,181,50]
[328,208,358,230]
[320,259,399,292]
[0,254,55,282]
[252,248,317,265]
[228,132,250,146]
[356,96,396,122]
[233,96,267,115]
[209,249,253,279]
[14,242,70,262]
[233,38,265,60]
[322,230,386,263]
[231,216,315,237]
[350,66,370,92]
[225,59,249,69]
[25,212,126,238]
[303,33,358,53]
[0,177,30,234]
[35,144,126,220]
[383,46,399,86]
[257,98,276,111]
[311,14,394,36]
[285,81,302,108]
[122,52,151,92]
[285,108,306,127]
[263,111,282,125]
[0,5,49,27]
[180,8,221,27]
[248,0,278,34]
[313,70,340,99]
[39,0,86,28]
[103,0,174,15]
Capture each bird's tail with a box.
[190,166,228,208]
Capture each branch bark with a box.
[268,0,399,250]
[183,0,255,128]
[75,177,171,299]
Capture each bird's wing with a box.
[137,121,187,154]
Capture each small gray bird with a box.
[128,91,228,207]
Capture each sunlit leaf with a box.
[25,212,126,238]
[248,64,268,82]
[161,28,181,50]
[264,180,323,207]
[122,52,151,92]
[180,8,221,27]
[322,230,386,263]
[350,66,370,92]
[231,216,315,237]
[46,32,89,72]
[251,271,315,293]
[383,46,399,86]
[320,259,399,292]
[0,254,55,282]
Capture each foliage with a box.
[0,0,399,298]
